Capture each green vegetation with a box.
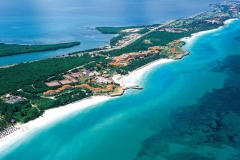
[1,1,240,130]
[0,100,41,123]
[96,24,158,34]
[22,82,59,94]
[34,98,57,111]
[96,24,158,46]
[138,28,150,34]
[0,20,226,130]
[110,34,127,46]
[0,41,80,57]
[84,62,98,70]
[167,19,223,32]
[79,77,89,83]
[109,54,169,75]
[99,19,224,57]
[0,55,106,95]
[99,31,191,57]
[70,47,102,55]
[0,52,113,128]
[56,89,90,105]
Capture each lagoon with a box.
[1,0,240,159]
[1,18,240,160]
[0,0,224,66]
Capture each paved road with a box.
[76,20,175,57]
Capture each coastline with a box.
[0,18,239,156]
[181,18,238,45]
[0,96,112,155]
[122,59,174,87]
[0,58,174,155]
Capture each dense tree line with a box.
[21,82,60,94]
[123,54,169,73]
[107,54,169,75]
[84,62,97,70]
[0,55,105,95]
[100,31,191,57]
[0,19,223,129]
[0,100,41,123]
[110,34,127,46]
[137,28,150,34]
[96,24,160,34]
[180,20,222,32]
[0,42,80,57]
[0,88,92,126]
[100,20,224,57]
[11,90,39,100]
[34,98,59,111]
[55,89,91,105]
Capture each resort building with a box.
[82,70,94,77]
[59,79,72,85]
[63,74,78,83]
[168,48,177,54]
[75,84,102,93]
[43,90,56,96]
[106,84,114,91]
[45,81,61,87]
[96,76,113,84]
[43,85,73,96]
[109,50,159,66]
[74,84,114,93]
[148,46,163,51]
[70,72,83,78]
[2,95,25,104]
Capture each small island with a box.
[0,41,80,57]
[0,1,240,138]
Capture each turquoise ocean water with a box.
[1,19,240,159]
[1,0,240,159]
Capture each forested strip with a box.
[100,31,192,57]
[96,24,159,34]
[0,55,105,94]
[0,41,80,57]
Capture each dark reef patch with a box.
[234,37,240,41]
[211,55,240,74]
[136,55,240,159]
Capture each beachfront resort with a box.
[0,1,240,139]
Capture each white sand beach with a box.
[181,19,238,45]
[122,59,174,87]
[1,18,237,155]
[0,96,111,153]
[0,58,174,154]
[112,59,174,89]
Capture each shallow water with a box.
[1,18,240,160]
[1,1,240,159]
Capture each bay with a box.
[2,18,240,160]
[0,0,224,66]
[1,0,240,159]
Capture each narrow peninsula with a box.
[0,41,80,57]
[0,1,240,140]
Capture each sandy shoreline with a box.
[0,58,174,154]
[0,18,238,155]
[0,96,111,154]
[181,19,237,44]
[112,59,174,88]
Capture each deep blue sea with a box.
[1,0,240,159]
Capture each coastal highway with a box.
[76,20,176,57]
[0,20,175,68]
